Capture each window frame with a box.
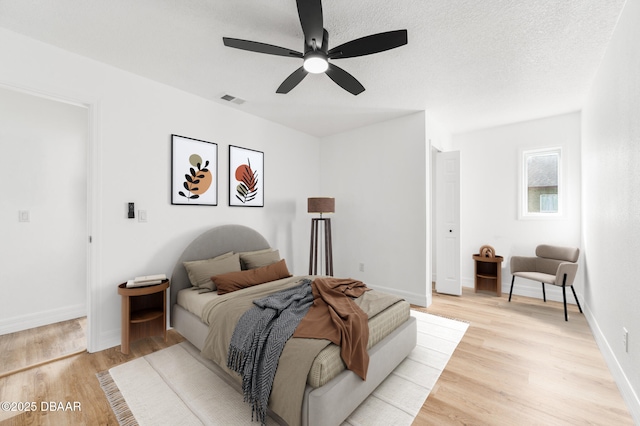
[518,146,564,220]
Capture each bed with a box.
[170,224,417,426]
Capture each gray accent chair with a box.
[509,245,582,321]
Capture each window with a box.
[520,148,562,218]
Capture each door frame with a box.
[1,80,100,352]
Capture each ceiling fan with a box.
[222,0,408,95]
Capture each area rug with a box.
[97,310,468,426]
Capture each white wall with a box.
[319,112,429,306]
[453,112,582,301]
[581,0,640,420]
[0,28,321,351]
[0,87,87,334]
[426,113,453,153]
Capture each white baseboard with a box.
[0,304,86,335]
[95,328,121,353]
[583,304,640,424]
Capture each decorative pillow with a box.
[239,248,273,256]
[213,259,291,295]
[183,252,241,290]
[239,249,281,270]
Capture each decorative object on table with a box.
[308,197,335,276]
[229,145,264,207]
[171,134,218,206]
[479,244,496,258]
[472,245,503,296]
[125,273,167,288]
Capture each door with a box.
[436,151,461,295]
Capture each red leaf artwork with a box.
[235,159,259,203]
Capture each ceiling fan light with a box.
[303,54,328,74]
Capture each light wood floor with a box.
[413,288,633,425]
[0,317,87,378]
[0,329,185,425]
[0,289,633,425]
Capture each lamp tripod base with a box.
[309,218,333,276]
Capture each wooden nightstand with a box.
[472,255,503,296]
[117,280,169,354]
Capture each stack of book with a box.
[125,274,167,288]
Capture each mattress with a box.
[176,285,410,388]
[307,299,409,387]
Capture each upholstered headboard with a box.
[169,224,270,324]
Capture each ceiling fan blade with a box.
[223,37,303,58]
[325,63,365,95]
[296,0,324,49]
[276,67,309,94]
[328,30,408,59]
[320,29,329,53]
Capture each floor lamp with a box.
[308,197,334,276]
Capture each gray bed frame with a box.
[170,224,417,426]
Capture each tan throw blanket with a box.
[200,275,402,426]
[293,277,370,380]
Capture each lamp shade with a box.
[308,197,335,214]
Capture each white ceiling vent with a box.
[220,94,245,105]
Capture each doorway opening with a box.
[0,84,96,373]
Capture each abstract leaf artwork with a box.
[171,135,218,206]
[229,145,264,207]
[179,155,212,200]
[234,159,258,203]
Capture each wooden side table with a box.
[117,280,169,354]
[472,255,503,296]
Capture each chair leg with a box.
[541,282,546,302]
[562,284,568,321]
[560,273,570,321]
[570,285,583,313]
[509,276,515,301]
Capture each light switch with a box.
[138,210,147,222]
[19,210,30,222]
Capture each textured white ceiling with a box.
[0,0,626,137]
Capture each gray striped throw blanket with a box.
[227,279,314,425]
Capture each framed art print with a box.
[229,145,264,207]
[171,134,218,205]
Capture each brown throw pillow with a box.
[213,259,292,295]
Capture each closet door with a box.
[435,151,461,296]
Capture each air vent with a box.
[220,94,245,105]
